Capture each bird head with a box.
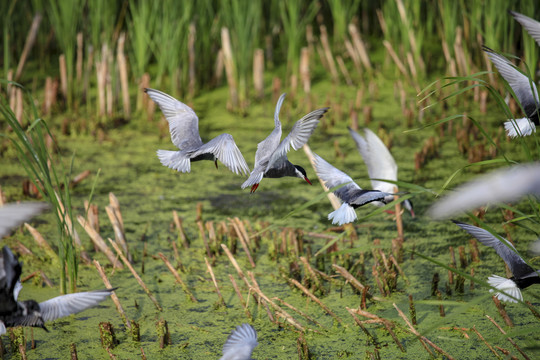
[294,165,312,185]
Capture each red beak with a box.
[250,183,259,193]
[304,177,312,185]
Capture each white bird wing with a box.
[39,289,114,322]
[193,134,250,176]
[349,127,397,193]
[510,11,540,48]
[0,202,48,239]
[220,323,258,360]
[429,163,540,219]
[145,88,203,150]
[483,47,540,118]
[313,153,362,202]
[265,107,328,172]
[453,221,535,279]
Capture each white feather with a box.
[220,323,258,360]
[504,118,536,138]
[487,275,522,303]
[157,150,191,173]
[0,321,6,335]
[328,203,357,225]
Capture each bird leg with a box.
[214,159,218,169]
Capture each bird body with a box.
[483,46,540,137]
[242,93,328,192]
[145,88,250,175]
[453,221,540,302]
[220,323,258,360]
[348,127,414,216]
[0,246,114,335]
[313,153,394,225]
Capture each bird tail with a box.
[328,203,357,225]
[157,150,191,173]
[487,275,522,303]
[241,171,264,189]
[504,118,536,138]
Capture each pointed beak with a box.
[250,183,259,193]
[409,209,415,218]
[304,177,312,185]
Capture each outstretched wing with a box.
[453,221,535,278]
[145,88,203,150]
[39,289,115,322]
[194,134,250,176]
[313,153,362,203]
[266,107,328,172]
[0,202,48,239]
[349,127,397,193]
[220,323,258,360]
[483,47,540,119]
[510,11,540,48]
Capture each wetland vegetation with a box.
[1,0,540,359]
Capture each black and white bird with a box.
[0,246,114,335]
[483,46,539,137]
[453,221,540,303]
[429,163,540,219]
[0,202,48,239]
[219,323,258,360]
[241,93,328,192]
[313,153,394,225]
[348,127,414,217]
[145,88,250,176]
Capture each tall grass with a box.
[326,0,361,48]
[0,83,78,294]
[46,0,84,108]
[87,0,119,49]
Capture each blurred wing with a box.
[429,163,540,219]
[313,153,362,202]
[194,134,250,176]
[349,127,397,193]
[483,47,540,119]
[453,221,535,278]
[145,88,203,150]
[510,11,540,48]
[266,107,328,171]
[0,202,48,239]
[39,289,114,322]
[0,246,22,313]
[274,93,286,127]
[221,323,258,360]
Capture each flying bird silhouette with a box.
[220,323,258,360]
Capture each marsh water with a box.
[1,73,539,359]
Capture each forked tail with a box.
[157,150,191,173]
[328,203,357,225]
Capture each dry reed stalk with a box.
[300,256,322,291]
[77,216,121,268]
[172,211,189,248]
[458,246,467,269]
[436,290,445,317]
[393,303,455,359]
[221,244,250,289]
[204,257,225,307]
[229,275,252,320]
[205,221,216,247]
[526,301,540,320]
[471,326,502,359]
[59,54,68,101]
[389,255,408,285]
[229,219,255,267]
[486,315,529,360]
[336,56,353,86]
[275,297,323,328]
[156,320,170,349]
[93,260,130,329]
[84,200,99,233]
[345,308,377,345]
[158,253,196,302]
[70,170,91,188]
[188,23,196,99]
[300,47,311,94]
[23,223,58,260]
[350,308,403,351]
[108,193,124,232]
[15,14,42,82]
[382,41,410,81]
[117,32,130,118]
[76,33,83,83]
[221,27,238,109]
[15,88,23,124]
[253,48,264,99]
[214,49,224,85]
[289,278,343,325]
[319,25,339,82]
[108,238,162,311]
[492,296,513,327]
[70,342,78,359]
[197,220,212,258]
[54,193,91,263]
[348,23,371,71]
[332,264,374,298]
[106,206,131,263]
[393,187,404,240]
[96,50,106,116]
[105,49,113,116]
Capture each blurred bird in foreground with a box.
[220,323,258,360]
